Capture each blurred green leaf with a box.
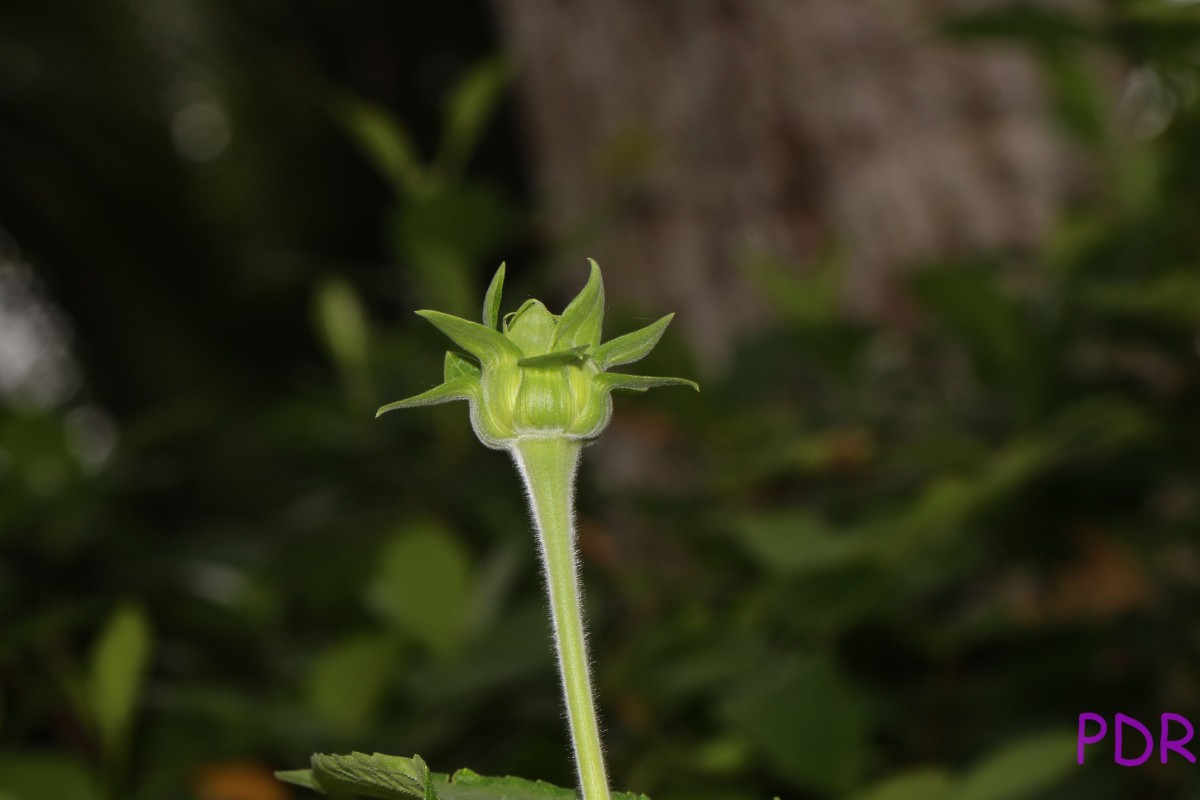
[367,522,474,656]
[939,8,1091,47]
[742,249,843,327]
[850,769,955,800]
[0,753,96,800]
[436,56,511,183]
[1082,273,1200,326]
[881,437,1059,560]
[722,653,869,794]
[731,511,875,575]
[770,567,892,635]
[911,269,1032,377]
[640,629,769,702]
[1050,398,1154,457]
[1113,145,1163,215]
[330,95,427,196]
[1119,1,1200,28]
[956,731,1077,800]
[313,276,374,412]
[1041,49,1109,147]
[314,277,371,372]
[86,604,152,755]
[306,634,398,735]
[911,268,1048,417]
[394,185,514,317]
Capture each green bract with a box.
[377,260,698,448]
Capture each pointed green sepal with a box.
[518,346,590,369]
[592,313,674,369]
[597,373,699,393]
[376,376,478,417]
[482,262,505,329]
[444,351,481,382]
[551,259,604,350]
[416,310,521,365]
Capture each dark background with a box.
[2,2,1200,799]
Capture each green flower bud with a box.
[377,260,698,450]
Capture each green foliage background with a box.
[2,2,1200,799]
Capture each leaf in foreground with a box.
[277,752,651,800]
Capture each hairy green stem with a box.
[511,437,611,800]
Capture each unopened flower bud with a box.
[377,260,697,451]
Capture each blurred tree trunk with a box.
[491,0,1085,368]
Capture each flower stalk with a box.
[512,437,608,800]
[377,261,696,800]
